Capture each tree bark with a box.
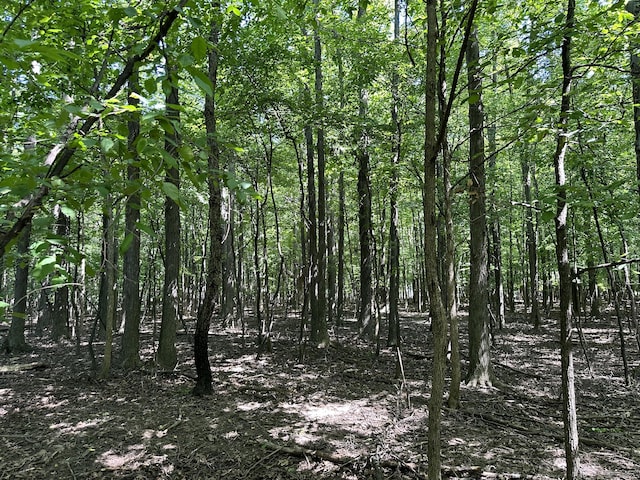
[51,207,70,341]
[193,9,222,395]
[387,0,401,349]
[466,25,492,387]
[98,194,116,379]
[553,0,580,476]
[356,2,374,342]
[157,64,181,371]
[121,67,142,369]
[311,0,329,347]
[424,1,448,478]
[5,218,32,353]
[522,156,541,329]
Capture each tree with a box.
[4,218,32,353]
[121,66,143,370]
[553,0,580,476]
[465,23,492,387]
[157,61,181,371]
[193,3,222,396]
[424,1,448,478]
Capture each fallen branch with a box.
[0,362,48,373]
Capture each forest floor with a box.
[1,308,640,479]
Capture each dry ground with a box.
[1,309,639,479]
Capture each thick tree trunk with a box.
[466,25,492,387]
[193,11,222,395]
[157,66,181,371]
[554,0,580,476]
[121,68,142,369]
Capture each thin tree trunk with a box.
[522,155,541,329]
[121,65,142,369]
[193,9,222,395]
[51,207,70,341]
[553,0,580,476]
[424,1,448,478]
[311,0,329,347]
[99,194,116,379]
[157,63,181,371]
[5,218,32,353]
[387,0,401,349]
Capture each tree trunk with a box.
[553,0,580,476]
[311,0,329,347]
[387,0,401,348]
[193,10,222,395]
[121,67,142,369]
[466,25,492,387]
[51,207,70,341]
[5,218,32,353]
[157,64,181,371]
[356,3,374,342]
[424,1,449,478]
[522,155,541,329]
[437,4,460,409]
[99,194,117,379]
[337,171,345,325]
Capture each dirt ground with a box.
[1,309,639,479]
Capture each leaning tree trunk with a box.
[193,9,222,396]
[157,63,181,371]
[553,0,580,476]
[466,25,492,387]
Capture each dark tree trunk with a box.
[121,67,142,369]
[466,25,492,387]
[51,207,70,341]
[522,156,541,329]
[311,0,329,346]
[554,0,580,476]
[5,219,32,353]
[193,11,222,396]
[387,0,401,349]
[157,64,181,371]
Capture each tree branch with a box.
[0,0,188,258]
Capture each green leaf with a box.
[101,137,115,153]
[186,66,214,97]
[144,77,157,95]
[119,232,134,254]
[178,145,194,162]
[190,36,209,61]
[162,181,180,202]
[124,6,137,17]
[60,205,77,220]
